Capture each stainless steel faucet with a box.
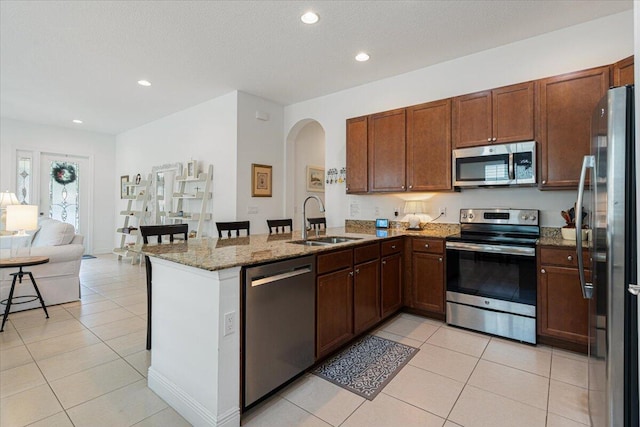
[302,195,325,240]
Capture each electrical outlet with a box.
[439,207,447,216]
[224,311,235,336]
[374,206,380,216]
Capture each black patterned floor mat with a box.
[313,335,418,400]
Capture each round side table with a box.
[0,256,50,332]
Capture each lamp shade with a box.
[0,191,20,208]
[6,205,38,232]
[403,200,427,214]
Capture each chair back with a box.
[140,224,188,244]
[216,221,250,238]
[267,219,293,234]
[307,217,326,230]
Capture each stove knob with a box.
[530,215,536,221]
[461,213,467,219]
[468,213,474,219]
[523,214,529,220]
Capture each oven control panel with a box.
[459,208,539,225]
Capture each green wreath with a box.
[51,163,77,185]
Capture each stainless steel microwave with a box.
[452,141,536,187]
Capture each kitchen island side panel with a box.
[147,257,241,427]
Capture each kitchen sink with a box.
[288,236,362,246]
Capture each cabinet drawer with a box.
[354,243,380,264]
[381,238,402,256]
[539,247,588,268]
[411,238,444,254]
[317,249,353,275]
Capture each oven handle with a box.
[445,241,535,257]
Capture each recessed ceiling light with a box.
[355,52,370,62]
[72,119,83,124]
[137,80,151,87]
[301,11,319,24]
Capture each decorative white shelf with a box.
[114,173,152,265]
[169,165,213,238]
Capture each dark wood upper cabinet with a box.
[612,55,634,87]
[453,82,534,148]
[346,116,368,194]
[368,108,406,192]
[406,99,452,191]
[537,66,609,189]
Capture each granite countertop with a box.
[538,228,590,248]
[142,226,457,272]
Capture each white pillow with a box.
[32,220,76,247]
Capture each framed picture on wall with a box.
[251,164,272,197]
[186,160,197,179]
[306,166,325,192]
[120,175,129,199]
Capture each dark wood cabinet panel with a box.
[453,91,492,148]
[316,268,354,358]
[411,253,445,315]
[406,99,452,191]
[538,264,590,346]
[381,238,402,256]
[381,253,402,318]
[317,249,353,275]
[492,82,534,143]
[346,116,368,194]
[368,108,406,192]
[612,55,634,87]
[353,259,380,335]
[411,237,444,254]
[537,66,609,189]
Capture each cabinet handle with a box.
[542,180,547,184]
[349,271,354,276]
[382,260,386,265]
[567,255,573,261]
[346,187,349,191]
[492,137,497,142]
[355,268,360,274]
[438,257,443,262]
[425,243,429,248]
[391,245,396,249]
[487,137,492,142]
[541,268,546,274]
[401,185,405,189]
[409,185,413,189]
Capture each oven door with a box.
[445,241,537,309]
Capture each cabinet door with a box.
[406,99,452,191]
[452,91,492,148]
[353,259,380,335]
[346,116,368,193]
[368,109,406,192]
[492,82,534,144]
[411,252,445,314]
[380,253,402,318]
[537,66,609,189]
[612,55,634,87]
[317,268,354,358]
[538,265,590,345]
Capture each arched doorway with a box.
[285,120,325,231]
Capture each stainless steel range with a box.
[445,208,539,344]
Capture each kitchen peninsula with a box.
[142,226,453,427]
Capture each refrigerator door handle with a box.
[576,155,594,299]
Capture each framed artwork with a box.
[186,160,197,179]
[120,175,129,199]
[251,164,272,197]
[306,166,325,192]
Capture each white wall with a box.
[115,92,238,239]
[236,92,285,235]
[0,117,116,254]
[293,121,325,230]
[283,10,635,228]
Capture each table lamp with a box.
[0,191,20,232]
[403,200,428,230]
[6,204,38,258]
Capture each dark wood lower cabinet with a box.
[316,268,354,359]
[380,253,402,318]
[411,252,445,315]
[538,264,590,347]
[353,259,380,335]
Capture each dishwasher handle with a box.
[251,265,313,287]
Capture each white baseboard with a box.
[148,367,240,427]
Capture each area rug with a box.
[313,335,418,400]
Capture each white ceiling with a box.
[0,0,632,135]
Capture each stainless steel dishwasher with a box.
[242,255,315,410]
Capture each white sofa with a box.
[1,219,84,313]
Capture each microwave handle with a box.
[508,153,514,180]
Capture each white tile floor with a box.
[0,255,591,427]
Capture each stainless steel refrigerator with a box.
[576,85,638,427]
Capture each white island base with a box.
[146,257,241,427]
